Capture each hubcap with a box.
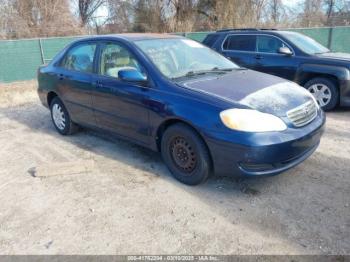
[307,83,332,107]
[52,104,66,130]
[170,137,197,174]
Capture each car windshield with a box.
[134,38,239,79]
[279,31,330,55]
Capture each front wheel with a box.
[161,123,212,185]
[50,97,78,135]
[304,77,339,111]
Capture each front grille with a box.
[287,100,317,127]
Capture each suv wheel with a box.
[50,97,78,135]
[161,123,212,185]
[304,77,339,111]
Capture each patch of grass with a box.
[0,80,38,108]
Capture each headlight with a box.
[220,109,287,132]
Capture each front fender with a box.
[148,90,228,151]
[297,63,350,82]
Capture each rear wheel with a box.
[50,97,78,135]
[161,123,212,185]
[304,77,339,111]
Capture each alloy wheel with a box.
[307,83,332,107]
[52,104,66,130]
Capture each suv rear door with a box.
[221,34,256,68]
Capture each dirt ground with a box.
[0,81,349,255]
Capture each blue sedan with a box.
[37,34,325,185]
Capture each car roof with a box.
[212,28,283,35]
[77,33,183,42]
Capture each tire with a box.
[161,123,212,185]
[50,97,78,135]
[304,77,339,111]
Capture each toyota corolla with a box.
[37,34,325,185]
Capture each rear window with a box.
[223,35,256,52]
[202,34,220,47]
[61,43,96,73]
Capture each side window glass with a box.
[61,43,96,73]
[99,43,144,79]
[257,36,285,53]
[203,34,219,47]
[223,35,256,52]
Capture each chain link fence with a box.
[1,26,349,83]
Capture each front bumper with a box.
[237,141,319,176]
[204,110,325,177]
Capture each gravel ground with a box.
[0,81,349,255]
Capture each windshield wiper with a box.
[171,67,240,80]
[184,70,207,77]
[209,67,238,72]
[183,67,236,77]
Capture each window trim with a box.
[58,41,98,75]
[221,33,295,56]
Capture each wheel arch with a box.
[296,64,349,88]
[155,118,214,170]
[298,72,339,88]
[47,91,59,107]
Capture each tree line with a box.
[0,0,349,40]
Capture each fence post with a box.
[38,38,45,64]
[327,27,333,50]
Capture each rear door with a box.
[91,41,150,145]
[56,42,97,125]
[220,34,256,68]
[254,35,298,80]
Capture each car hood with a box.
[316,52,350,63]
[180,70,313,117]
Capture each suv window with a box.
[203,34,220,47]
[257,35,285,53]
[99,43,144,79]
[223,35,256,52]
[61,43,96,73]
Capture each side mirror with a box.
[118,68,147,83]
[278,47,293,56]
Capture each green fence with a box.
[0,36,81,83]
[1,26,350,83]
[289,27,350,52]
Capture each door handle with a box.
[255,54,263,60]
[58,73,72,80]
[93,81,103,88]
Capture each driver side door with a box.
[91,41,151,146]
[253,35,298,81]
